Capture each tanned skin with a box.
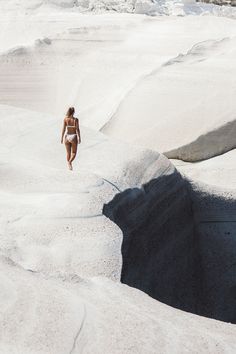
[61,114,81,170]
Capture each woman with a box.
[61,107,81,170]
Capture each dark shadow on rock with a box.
[103,168,236,323]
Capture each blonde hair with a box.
[66,107,75,117]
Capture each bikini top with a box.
[66,118,77,128]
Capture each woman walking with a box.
[61,107,81,170]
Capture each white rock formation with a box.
[1,2,236,353]
[2,255,236,354]
[1,104,236,352]
[0,104,167,278]
[173,149,236,189]
[1,6,236,163]
[102,36,236,161]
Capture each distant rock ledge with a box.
[197,0,236,6]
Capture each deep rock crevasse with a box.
[103,167,236,323]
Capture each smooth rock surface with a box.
[1,255,236,354]
[103,36,236,161]
[1,3,236,352]
[0,104,166,281]
[1,103,236,352]
[172,149,236,189]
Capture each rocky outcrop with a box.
[103,166,236,323]
[103,167,199,314]
[165,119,236,162]
[197,0,236,6]
[102,37,236,162]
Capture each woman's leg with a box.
[69,140,78,166]
[65,141,72,169]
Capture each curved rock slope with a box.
[1,6,236,351]
[165,118,236,162]
[102,36,236,162]
[172,148,236,189]
[2,256,236,354]
[0,104,165,280]
[1,105,236,351]
[1,10,236,136]
[104,163,236,323]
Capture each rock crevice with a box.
[103,167,236,323]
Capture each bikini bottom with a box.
[66,134,77,143]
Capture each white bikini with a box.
[65,119,77,143]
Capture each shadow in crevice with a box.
[103,168,236,323]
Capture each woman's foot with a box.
[68,161,73,170]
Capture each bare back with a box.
[65,116,78,135]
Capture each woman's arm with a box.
[76,118,81,144]
[61,119,66,144]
